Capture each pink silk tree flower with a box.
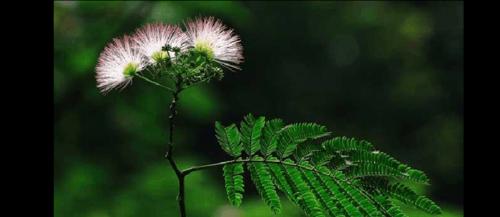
[96,35,144,94]
[185,17,244,70]
[133,23,188,64]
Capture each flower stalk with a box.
[136,73,175,92]
[164,80,187,217]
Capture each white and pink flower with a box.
[132,23,188,64]
[96,35,144,94]
[185,17,244,70]
[96,17,244,93]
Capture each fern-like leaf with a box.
[323,137,374,153]
[277,123,330,158]
[373,193,408,217]
[295,141,320,161]
[337,149,430,184]
[330,170,384,217]
[240,114,266,156]
[299,161,346,217]
[346,163,428,184]
[311,151,333,166]
[223,162,245,206]
[248,156,282,214]
[283,159,326,217]
[267,156,297,203]
[317,166,363,217]
[260,119,284,156]
[215,115,441,217]
[215,122,242,157]
[283,123,331,142]
[383,183,442,215]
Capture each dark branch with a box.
[164,80,186,217]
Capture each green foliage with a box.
[299,162,345,217]
[323,137,374,152]
[223,162,245,206]
[322,137,430,184]
[215,114,441,216]
[276,122,331,159]
[284,159,326,217]
[260,119,284,157]
[317,166,363,217]
[240,114,266,156]
[381,183,441,215]
[248,156,282,214]
[295,141,319,161]
[341,150,429,184]
[215,122,242,157]
[373,193,408,217]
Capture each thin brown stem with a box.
[182,158,330,177]
[136,73,175,92]
[164,81,186,217]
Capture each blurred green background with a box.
[54,1,463,217]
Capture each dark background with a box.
[54,1,463,217]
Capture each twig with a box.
[137,73,175,92]
[164,81,186,217]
